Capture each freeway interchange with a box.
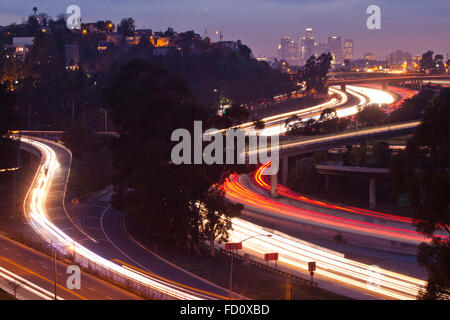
[0,84,435,300]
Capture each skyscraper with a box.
[278,36,299,66]
[344,39,353,60]
[300,27,316,65]
[317,42,329,56]
[327,36,343,65]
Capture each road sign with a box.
[397,194,410,207]
[308,261,316,273]
[264,252,279,261]
[225,242,242,251]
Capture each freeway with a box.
[13,84,429,300]
[19,135,225,300]
[12,86,360,300]
[221,85,439,299]
[224,218,426,300]
[72,188,240,300]
[0,234,140,300]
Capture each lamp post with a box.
[226,233,272,300]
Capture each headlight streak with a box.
[223,173,439,244]
[0,266,64,300]
[227,219,426,300]
[21,137,206,300]
[253,162,420,224]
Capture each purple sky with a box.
[1,0,449,60]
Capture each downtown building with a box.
[327,36,343,65]
[344,39,353,61]
[300,27,316,64]
[387,49,412,70]
[278,36,299,66]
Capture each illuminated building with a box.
[327,36,343,65]
[344,39,353,60]
[6,37,34,61]
[364,52,375,61]
[300,28,316,64]
[387,50,412,70]
[279,36,299,66]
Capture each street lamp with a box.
[226,233,272,300]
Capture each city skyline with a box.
[0,0,449,60]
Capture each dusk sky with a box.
[1,0,449,60]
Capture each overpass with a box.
[269,121,420,197]
[326,74,450,92]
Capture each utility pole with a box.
[12,169,16,220]
[228,253,233,299]
[52,240,57,300]
[286,275,291,300]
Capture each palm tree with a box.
[32,7,38,15]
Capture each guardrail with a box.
[219,248,317,287]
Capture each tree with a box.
[390,88,435,123]
[0,83,18,139]
[199,187,243,257]
[319,107,349,134]
[222,104,249,127]
[253,118,265,134]
[434,54,445,74]
[298,53,332,93]
[0,83,19,168]
[25,29,63,79]
[105,59,246,253]
[390,88,450,299]
[420,50,434,72]
[417,239,450,299]
[356,104,386,127]
[32,7,38,15]
[117,18,135,36]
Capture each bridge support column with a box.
[369,177,376,209]
[340,84,346,92]
[281,156,289,186]
[270,174,278,197]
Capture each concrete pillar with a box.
[325,174,330,193]
[340,84,346,92]
[281,156,289,186]
[270,174,278,198]
[369,177,376,209]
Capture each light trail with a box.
[20,136,207,300]
[210,87,347,136]
[0,265,64,300]
[227,218,426,300]
[253,162,420,224]
[223,173,440,244]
